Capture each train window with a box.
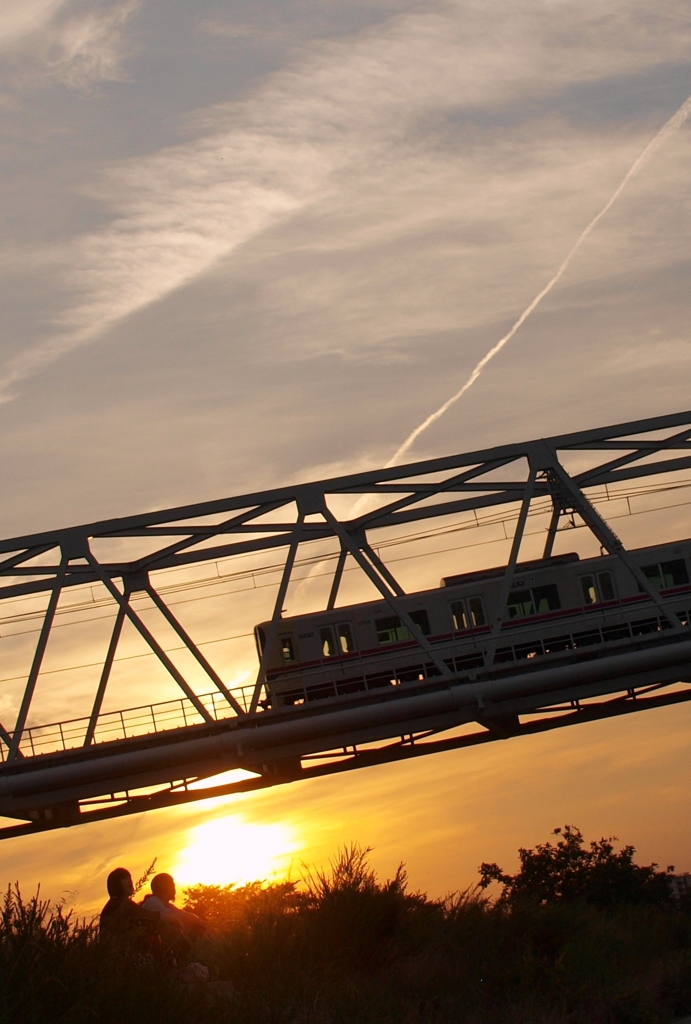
[280,635,296,663]
[451,600,469,631]
[255,626,266,654]
[337,623,355,653]
[508,591,534,618]
[410,610,431,635]
[468,596,486,626]
[375,610,430,644]
[319,626,337,657]
[580,572,615,605]
[641,559,688,590]
[451,597,486,630]
[599,571,615,601]
[507,584,560,618]
[376,616,404,644]
[580,575,597,605]
[641,564,663,589]
[664,560,689,586]
[533,585,559,613]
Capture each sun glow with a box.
[169,813,301,888]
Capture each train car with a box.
[255,538,691,710]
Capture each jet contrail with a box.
[387,92,691,468]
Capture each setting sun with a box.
[169,814,302,888]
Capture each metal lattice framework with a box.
[1,409,691,838]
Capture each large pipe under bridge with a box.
[1,410,691,839]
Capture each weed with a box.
[0,837,689,1023]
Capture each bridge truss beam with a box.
[0,410,690,837]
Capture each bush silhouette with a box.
[301,844,436,970]
[183,877,306,925]
[0,831,689,1023]
[478,824,672,908]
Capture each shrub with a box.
[0,832,689,1023]
[183,878,307,925]
[301,844,438,971]
[479,825,673,908]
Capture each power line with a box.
[2,483,691,684]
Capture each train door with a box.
[450,595,486,631]
[318,622,355,658]
[579,571,615,605]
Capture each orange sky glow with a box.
[0,0,690,923]
[1,492,691,919]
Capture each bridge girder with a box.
[1,410,691,837]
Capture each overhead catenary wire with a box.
[2,474,691,634]
[1,476,691,686]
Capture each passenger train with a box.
[255,538,691,710]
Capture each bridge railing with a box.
[0,682,258,762]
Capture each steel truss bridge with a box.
[1,410,691,840]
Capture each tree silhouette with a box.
[479,825,672,908]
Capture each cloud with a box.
[0,1,66,48]
[0,136,334,399]
[42,0,139,88]
[243,119,691,369]
[605,335,691,373]
[0,0,138,90]
[1,0,690,400]
[386,91,691,465]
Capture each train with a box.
[255,537,691,710]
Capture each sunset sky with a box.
[0,0,691,916]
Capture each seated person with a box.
[100,867,161,942]
[141,873,207,939]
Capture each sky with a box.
[0,0,691,915]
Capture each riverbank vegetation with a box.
[1,828,691,1024]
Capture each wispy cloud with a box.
[1,0,689,400]
[0,0,66,48]
[0,0,138,90]
[605,336,691,373]
[0,137,334,399]
[42,0,139,88]
[386,92,691,465]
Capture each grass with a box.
[2,843,691,1023]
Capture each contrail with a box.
[387,92,691,468]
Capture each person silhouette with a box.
[141,873,207,939]
[141,873,210,979]
[99,867,161,942]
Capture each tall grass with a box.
[1,844,691,1023]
